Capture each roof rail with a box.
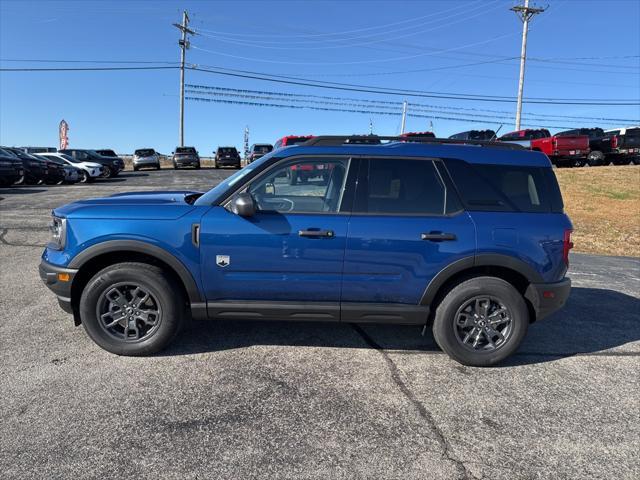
[301,135,525,150]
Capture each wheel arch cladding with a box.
[68,240,202,318]
[421,254,542,322]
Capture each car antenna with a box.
[491,124,504,141]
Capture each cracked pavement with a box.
[1,169,639,479]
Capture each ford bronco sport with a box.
[40,135,573,366]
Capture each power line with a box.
[186,65,640,105]
[185,95,577,129]
[0,66,178,72]
[185,84,640,123]
[194,1,479,39]
[2,62,637,105]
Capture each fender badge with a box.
[216,255,230,268]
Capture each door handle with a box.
[299,229,335,238]
[421,232,457,241]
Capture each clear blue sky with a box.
[1,0,639,154]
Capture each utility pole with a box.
[400,101,408,134]
[173,10,195,147]
[369,118,373,135]
[511,0,545,130]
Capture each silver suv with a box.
[132,148,160,171]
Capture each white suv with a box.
[38,152,103,183]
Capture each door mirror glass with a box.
[231,192,256,217]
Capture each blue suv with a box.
[40,136,573,366]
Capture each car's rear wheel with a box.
[587,150,605,167]
[432,276,528,367]
[195,162,201,169]
[79,262,185,356]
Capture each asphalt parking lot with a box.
[1,169,639,480]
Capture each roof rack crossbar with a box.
[301,135,524,150]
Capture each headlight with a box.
[49,216,67,250]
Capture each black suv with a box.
[59,149,123,177]
[0,148,25,186]
[172,147,200,169]
[3,147,50,185]
[214,147,241,169]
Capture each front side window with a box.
[355,158,447,215]
[248,158,350,214]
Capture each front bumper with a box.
[39,259,78,314]
[525,277,571,321]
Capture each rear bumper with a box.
[174,157,199,166]
[217,157,241,166]
[525,277,571,321]
[39,259,78,314]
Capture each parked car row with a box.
[264,127,639,168]
[0,146,126,187]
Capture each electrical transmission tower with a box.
[511,0,546,130]
[173,10,195,147]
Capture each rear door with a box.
[341,157,476,321]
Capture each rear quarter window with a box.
[444,159,563,213]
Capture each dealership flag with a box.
[59,120,69,150]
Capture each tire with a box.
[195,163,201,170]
[432,276,529,367]
[79,171,89,183]
[156,164,161,170]
[101,166,112,178]
[587,150,605,167]
[133,166,138,172]
[173,162,178,170]
[214,161,219,169]
[289,170,298,185]
[79,262,185,356]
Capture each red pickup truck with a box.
[498,129,590,167]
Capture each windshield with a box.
[97,150,117,157]
[135,149,155,156]
[219,148,237,154]
[254,145,272,153]
[194,152,275,206]
[176,147,196,154]
[38,154,63,164]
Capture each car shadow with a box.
[160,287,640,365]
[0,188,48,196]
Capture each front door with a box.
[199,156,355,321]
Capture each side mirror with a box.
[231,192,256,217]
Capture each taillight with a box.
[563,229,574,266]
[611,135,618,149]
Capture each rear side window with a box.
[444,160,563,213]
[355,158,457,215]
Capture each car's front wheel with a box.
[101,166,112,178]
[79,262,185,356]
[432,276,529,367]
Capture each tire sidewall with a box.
[433,277,529,367]
[80,264,183,355]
